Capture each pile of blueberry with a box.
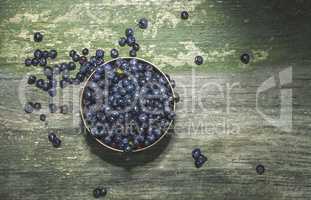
[192,148,207,168]
[82,58,176,152]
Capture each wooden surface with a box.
[1,0,311,199]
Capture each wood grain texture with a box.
[0,0,311,200]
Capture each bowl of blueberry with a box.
[80,57,177,153]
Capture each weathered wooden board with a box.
[0,0,311,200]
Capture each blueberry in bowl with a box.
[80,57,177,153]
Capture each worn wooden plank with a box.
[0,0,311,200]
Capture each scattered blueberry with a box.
[181,11,189,20]
[34,49,42,58]
[24,102,34,113]
[69,50,76,58]
[119,37,127,47]
[48,132,56,142]
[35,79,45,89]
[240,53,250,64]
[93,187,107,198]
[52,137,61,148]
[256,164,265,175]
[126,35,136,46]
[24,58,32,66]
[31,58,39,66]
[195,154,207,168]
[129,49,137,57]
[72,54,80,62]
[33,102,41,110]
[27,75,36,85]
[49,50,57,59]
[138,18,148,29]
[39,58,47,67]
[125,28,134,37]
[82,48,89,56]
[110,49,119,58]
[95,49,105,59]
[194,56,203,65]
[33,32,43,42]
[192,148,201,160]
[132,43,140,51]
[40,114,46,121]
[42,50,49,59]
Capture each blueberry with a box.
[138,113,148,122]
[33,49,42,58]
[69,50,76,58]
[132,43,140,51]
[60,63,68,71]
[110,48,119,58]
[192,148,201,160]
[72,54,80,62]
[256,164,265,175]
[138,18,148,29]
[126,35,136,46]
[125,28,134,37]
[39,58,47,66]
[195,154,207,168]
[52,137,61,148]
[27,75,36,84]
[49,103,57,113]
[40,114,46,121]
[60,105,69,114]
[95,49,105,59]
[43,66,53,78]
[76,72,85,82]
[33,102,41,110]
[240,53,250,64]
[33,32,43,42]
[93,187,107,198]
[42,50,49,59]
[48,132,56,142]
[194,56,203,65]
[82,48,89,56]
[119,37,127,47]
[24,102,34,113]
[24,58,32,66]
[181,11,189,20]
[68,62,76,70]
[49,79,57,88]
[60,79,68,88]
[31,58,39,66]
[129,49,137,57]
[53,64,61,75]
[49,49,57,59]
[36,79,45,89]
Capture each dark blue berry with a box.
[53,65,61,75]
[36,79,45,89]
[24,102,34,113]
[68,62,76,70]
[69,50,76,58]
[34,49,42,58]
[48,88,57,97]
[126,35,136,46]
[49,50,57,59]
[125,28,134,37]
[132,43,140,51]
[256,164,265,175]
[93,187,107,198]
[42,50,49,59]
[192,148,201,160]
[119,37,127,47]
[48,132,56,142]
[43,66,53,78]
[31,58,39,66]
[181,11,189,20]
[194,56,203,65]
[27,75,36,84]
[138,18,148,29]
[195,154,207,168]
[40,114,46,121]
[95,49,105,59]
[39,58,47,66]
[24,58,32,66]
[76,72,85,82]
[82,48,89,56]
[33,32,43,42]
[110,49,119,58]
[129,49,137,57]
[240,53,250,64]
[60,63,68,71]
[60,79,68,88]
[52,137,61,148]
[72,54,80,62]
[33,102,41,110]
